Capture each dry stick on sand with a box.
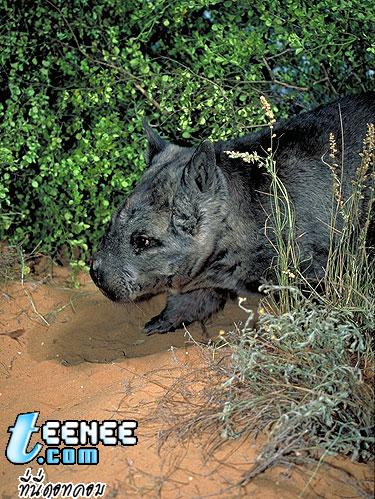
[23,288,50,326]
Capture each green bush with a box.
[0,0,373,262]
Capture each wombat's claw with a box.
[144,315,177,335]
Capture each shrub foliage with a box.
[0,0,373,262]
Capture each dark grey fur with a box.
[91,93,374,334]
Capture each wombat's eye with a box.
[131,234,151,252]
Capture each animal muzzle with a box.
[90,254,120,302]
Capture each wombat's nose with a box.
[90,254,120,302]
[90,255,103,286]
[92,256,102,272]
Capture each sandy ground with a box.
[0,269,373,498]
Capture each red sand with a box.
[0,271,373,498]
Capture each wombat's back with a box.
[217,92,374,179]
[215,92,374,277]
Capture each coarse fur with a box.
[91,93,375,334]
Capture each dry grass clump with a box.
[219,294,373,474]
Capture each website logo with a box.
[6,411,137,465]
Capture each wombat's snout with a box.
[91,255,102,272]
[90,254,117,301]
[90,254,104,288]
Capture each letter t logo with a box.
[6,412,43,464]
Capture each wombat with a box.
[90,93,374,334]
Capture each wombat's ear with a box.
[184,141,221,193]
[143,120,166,163]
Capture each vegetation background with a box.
[0,0,374,267]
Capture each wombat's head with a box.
[90,124,228,302]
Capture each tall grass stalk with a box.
[260,96,301,312]
[263,152,301,312]
[322,124,374,328]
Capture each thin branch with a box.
[266,48,295,60]
[320,63,339,95]
[262,57,308,91]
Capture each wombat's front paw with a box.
[144,315,178,335]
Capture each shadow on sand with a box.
[28,283,260,366]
